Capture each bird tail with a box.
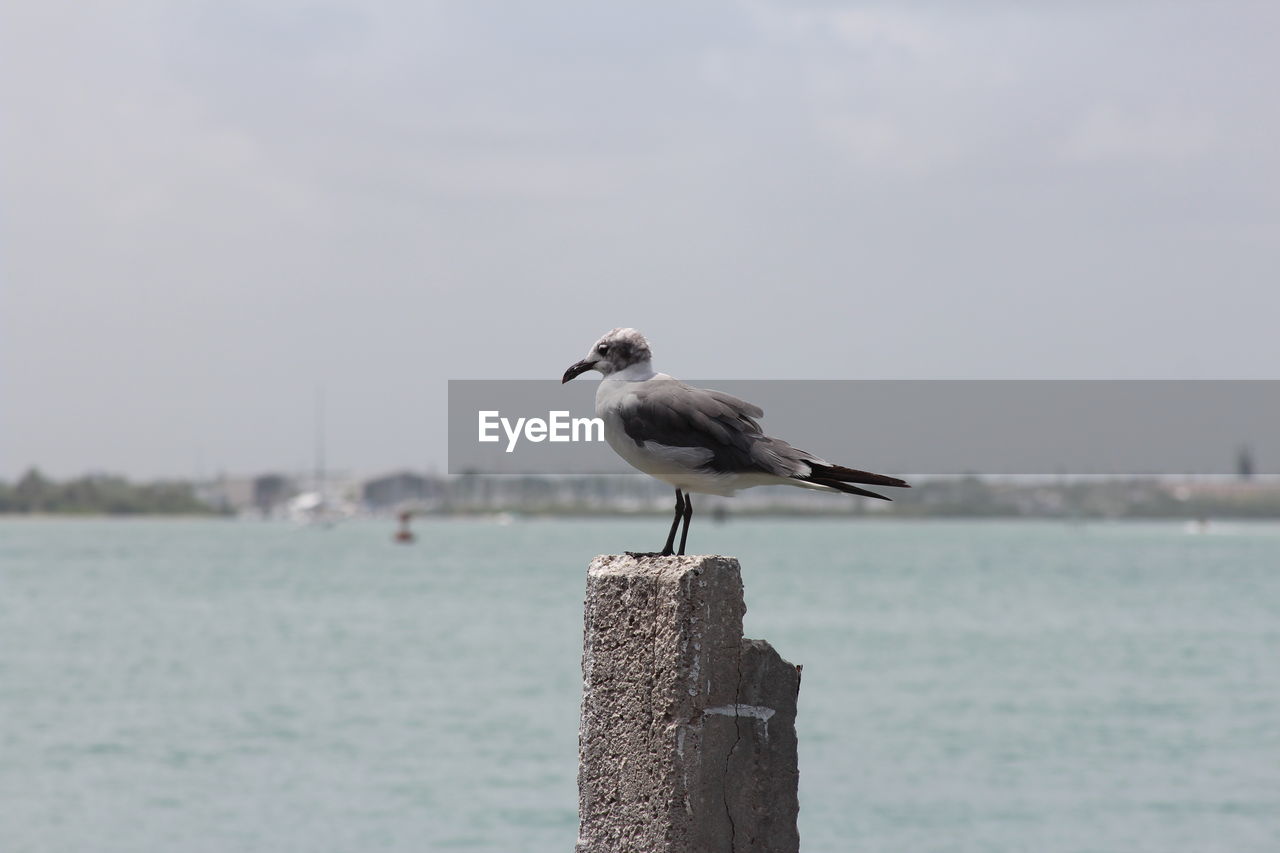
[799,463,910,501]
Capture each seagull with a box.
[562,328,909,556]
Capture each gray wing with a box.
[619,379,817,477]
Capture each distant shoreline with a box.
[5,469,1278,520]
[4,510,1279,522]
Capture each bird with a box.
[562,328,909,556]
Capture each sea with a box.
[2,517,1278,852]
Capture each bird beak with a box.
[562,359,593,383]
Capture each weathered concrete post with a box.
[577,554,801,853]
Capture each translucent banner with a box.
[447,380,1277,476]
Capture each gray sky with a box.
[3,1,1278,479]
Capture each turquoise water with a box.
[2,518,1278,852]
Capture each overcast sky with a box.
[3,1,1277,479]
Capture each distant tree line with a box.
[0,468,220,515]
[887,476,1280,519]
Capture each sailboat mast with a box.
[315,386,326,497]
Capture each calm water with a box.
[2,518,1278,852]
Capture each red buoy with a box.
[394,510,415,543]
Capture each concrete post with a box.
[577,554,801,853]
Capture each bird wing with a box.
[618,379,814,478]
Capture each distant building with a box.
[253,474,295,514]
[362,471,439,510]
[193,476,257,513]
[1237,445,1255,480]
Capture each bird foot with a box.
[626,550,675,559]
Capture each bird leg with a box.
[660,489,684,556]
[677,493,693,556]
[628,489,684,558]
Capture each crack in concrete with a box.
[724,640,743,853]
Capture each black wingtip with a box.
[809,463,910,490]
[805,477,894,501]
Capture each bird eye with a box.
[596,344,609,355]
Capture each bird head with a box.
[562,328,653,382]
